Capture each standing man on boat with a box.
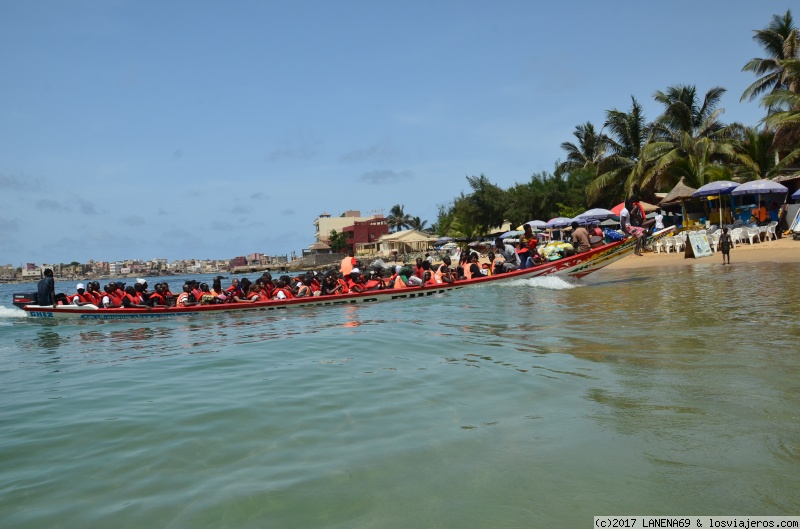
[340,249,356,276]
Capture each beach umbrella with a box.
[793,189,800,200]
[526,220,547,229]
[545,217,572,229]
[499,230,523,239]
[575,208,616,221]
[692,181,738,197]
[731,179,788,195]
[609,201,659,216]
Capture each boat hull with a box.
[20,228,671,320]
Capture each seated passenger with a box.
[570,221,591,253]
[423,271,437,287]
[147,283,166,306]
[121,286,152,309]
[198,283,218,304]
[346,269,364,292]
[463,252,482,280]
[101,284,120,308]
[271,278,295,300]
[70,283,96,306]
[176,284,199,307]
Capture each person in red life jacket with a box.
[108,282,126,305]
[100,284,120,308]
[434,263,456,284]
[334,272,350,294]
[121,286,152,310]
[295,276,313,298]
[156,282,173,307]
[175,284,199,307]
[423,271,438,287]
[146,283,166,307]
[363,268,386,290]
[69,283,96,306]
[258,273,276,296]
[88,281,104,304]
[414,258,425,280]
[135,278,150,299]
[346,269,364,293]
[463,252,482,280]
[271,277,295,300]
[196,283,218,304]
[392,267,411,289]
[225,278,243,299]
[231,283,261,303]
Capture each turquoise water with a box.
[1,263,799,528]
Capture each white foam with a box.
[0,306,27,318]
[502,276,579,290]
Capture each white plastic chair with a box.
[730,228,743,247]
[663,237,675,253]
[764,222,778,241]
[655,239,665,253]
[709,232,720,253]
[673,234,685,252]
[745,227,759,244]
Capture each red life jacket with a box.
[337,279,349,294]
[272,287,294,299]
[102,292,120,307]
[246,292,260,301]
[77,291,94,303]
[148,292,165,305]
[125,292,143,305]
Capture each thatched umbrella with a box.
[660,177,697,227]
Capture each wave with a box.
[501,276,579,290]
[0,306,27,318]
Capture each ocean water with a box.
[1,263,799,528]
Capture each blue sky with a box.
[0,0,784,265]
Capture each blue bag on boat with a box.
[603,229,624,242]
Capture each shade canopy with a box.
[692,180,739,198]
[610,201,659,216]
[661,177,697,204]
[731,179,788,195]
[793,189,800,200]
[575,208,616,221]
[545,217,572,229]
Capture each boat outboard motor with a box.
[12,292,39,309]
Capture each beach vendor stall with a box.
[731,179,788,225]
[692,180,738,226]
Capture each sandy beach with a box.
[607,233,799,270]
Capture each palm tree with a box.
[558,122,608,173]
[729,125,777,180]
[761,87,800,170]
[407,216,428,232]
[741,10,800,106]
[387,204,410,232]
[588,97,650,203]
[639,85,738,191]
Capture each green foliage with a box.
[328,230,348,253]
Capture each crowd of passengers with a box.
[60,237,551,309]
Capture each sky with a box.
[0,0,787,265]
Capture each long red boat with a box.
[15,228,672,320]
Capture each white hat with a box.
[76,283,85,290]
[396,265,402,273]
[136,278,147,284]
[351,268,360,274]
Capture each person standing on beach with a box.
[719,227,732,265]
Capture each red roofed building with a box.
[342,216,389,253]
